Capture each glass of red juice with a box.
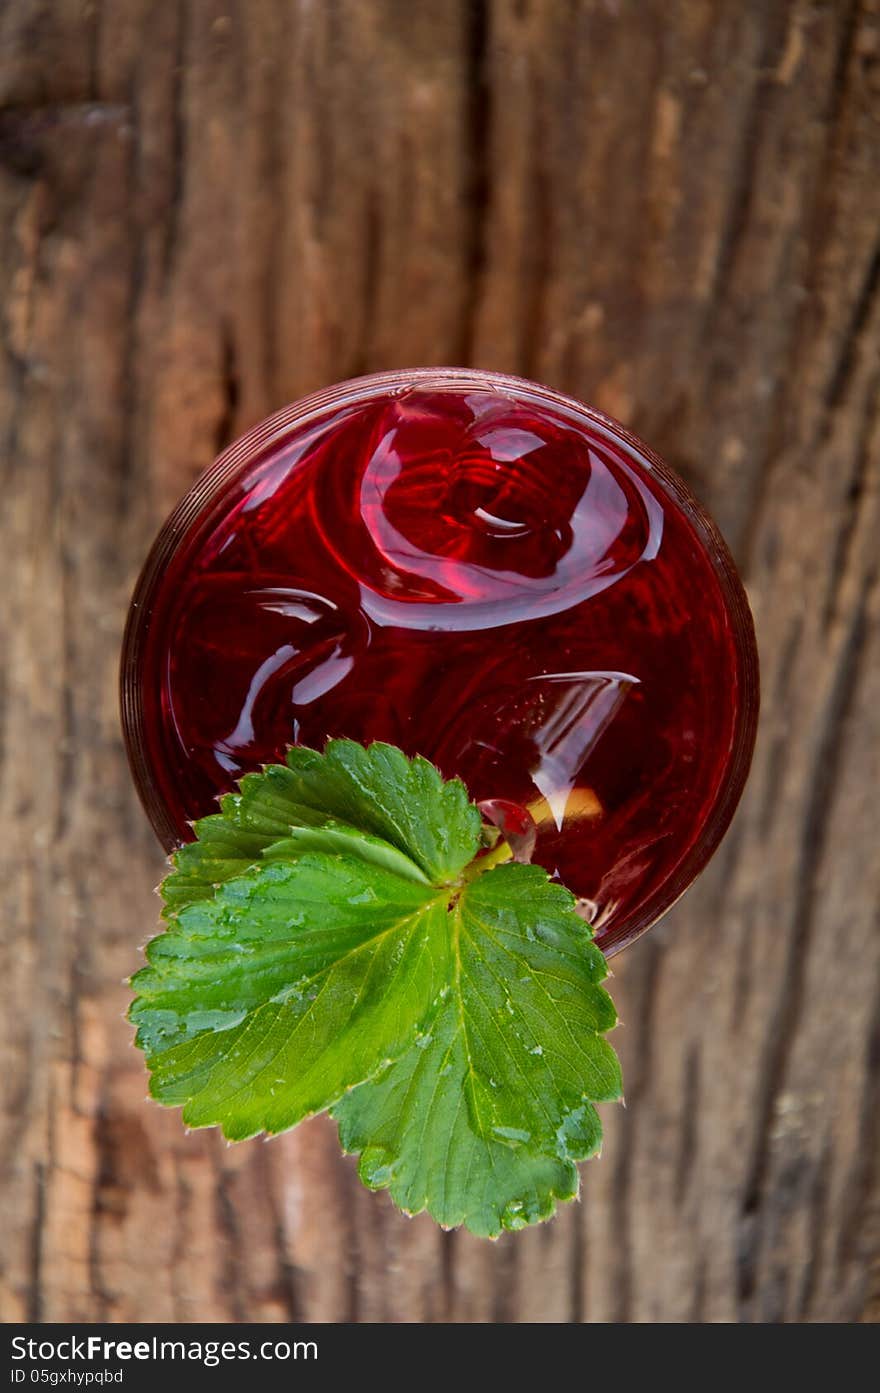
[121,368,759,956]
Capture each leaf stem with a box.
[461,836,515,883]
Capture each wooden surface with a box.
[1,0,878,1324]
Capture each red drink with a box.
[121,370,758,954]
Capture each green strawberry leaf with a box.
[334,996,580,1238]
[130,740,622,1232]
[332,863,621,1232]
[133,852,450,1139]
[162,740,480,914]
[449,863,620,1157]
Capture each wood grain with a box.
[1,0,878,1323]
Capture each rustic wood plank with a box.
[1,0,877,1323]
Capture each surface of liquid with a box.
[132,382,752,952]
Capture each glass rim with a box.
[120,366,760,956]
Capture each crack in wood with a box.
[458,0,490,367]
[738,575,872,1312]
[824,240,880,410]
[162,0,187,285]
